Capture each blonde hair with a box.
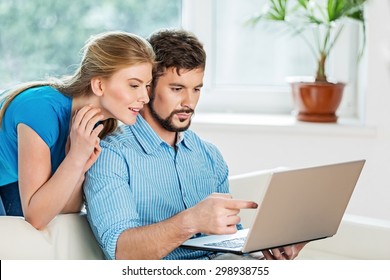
[0,31,155,138]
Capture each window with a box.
[183,0,365,119]
[1,0,365,119]
[0,0,181,89]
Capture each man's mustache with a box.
[171,109,194,115]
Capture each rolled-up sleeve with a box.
[84,141,140,260]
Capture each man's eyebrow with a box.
[168,83,204,88]
[169,83,184,87]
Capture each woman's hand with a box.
[83,138,102,173]
[67,105,104,171]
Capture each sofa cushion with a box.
[0,213,104,260]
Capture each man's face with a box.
[147,67,204,132]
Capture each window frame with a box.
[182,0,366,120]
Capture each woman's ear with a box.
[90,77,104,97]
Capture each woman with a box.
[0,31,155,229]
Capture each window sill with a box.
[192,113,377,138]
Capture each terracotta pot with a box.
[290,81,345,122]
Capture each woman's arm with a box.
[18,124,85,229]
[61,139,102,214]
[17,106,103,229]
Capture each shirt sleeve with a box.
[13,99,59,148]
[84,140,140,260]
[204,142,244,230]
[205,142,230,194]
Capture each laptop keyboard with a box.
[205,237,246,249]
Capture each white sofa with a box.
[1,169,389,260]
[296,214,390,260]
[0,213,104,260]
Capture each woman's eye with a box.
[130,84,139,89]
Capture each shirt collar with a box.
[176,131,193,151]
[131,115,193,154]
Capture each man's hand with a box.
[187,193,258,235]
[262,242,308,260]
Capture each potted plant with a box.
[247,0,367,122]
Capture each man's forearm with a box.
[115,210,196,260]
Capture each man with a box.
[84,29,305,260]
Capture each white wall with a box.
[191,0,390,222]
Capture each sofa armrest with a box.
[297,214,390,260]
[0,213,104,260]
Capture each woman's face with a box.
[98,62,153,125]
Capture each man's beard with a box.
[148,98,194,133]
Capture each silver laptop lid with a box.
[242,159,365,252]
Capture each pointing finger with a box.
[225,199,258,210]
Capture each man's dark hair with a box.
[148,29,206,83]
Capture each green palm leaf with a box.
[247,0,368,82]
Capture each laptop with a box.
[181,159,365,254]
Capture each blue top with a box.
[84,115,231,260]
[0,86,72,186]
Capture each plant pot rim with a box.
[290,81,346,87]
[286,76,346,85]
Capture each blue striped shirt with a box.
[84,115,230,260]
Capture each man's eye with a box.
[172,87,182,92]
